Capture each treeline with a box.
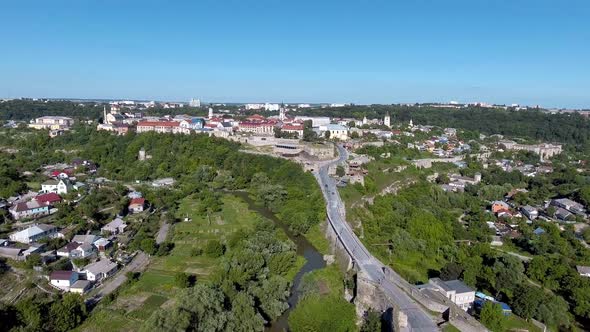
[0,100,103,120]
[298,105,590,148]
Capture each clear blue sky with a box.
[1,0,589,108]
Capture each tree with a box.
[226,292,265,332]
[360,309,382,332]
[324,130,331,139]
[479,302,505,331]
[174,272,192,288]
[336,165,345,177]
[140,238,158,255]
[49,294,88,332]
[205,240,225,257]
[439,262,463,281]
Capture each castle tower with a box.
[384,113,391,127]
[208,108,214,118]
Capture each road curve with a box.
[315,144,439,332]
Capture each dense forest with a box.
[0,100,103,120]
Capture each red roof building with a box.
[35,193,62,205]
[128,198,146,214]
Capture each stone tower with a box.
[384,113,391,127]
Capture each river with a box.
[230,192,326,332]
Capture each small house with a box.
[101,218,127,235]
[577,266,590,277]
[128,198,146,214]
[50,271,79,291]
[83,260,118,282]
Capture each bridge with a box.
[314,145,440,331]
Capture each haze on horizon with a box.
[1,0,589,109]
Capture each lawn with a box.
[80,194,261,331]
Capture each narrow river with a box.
[230,192,326,332]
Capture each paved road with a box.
[88,252,149,304]
[315,145,439,332]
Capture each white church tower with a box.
[384,113,391,127]
[208,107,214,119]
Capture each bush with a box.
[204,240,225,257]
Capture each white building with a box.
[28,116,74,130]
[319,124,349,141]
[264,103,280,111]
[9,224,58,244]
[101,218,127,235]
[245,103,264,110]
[294,116,331,127]
[41,178,73,195]
[83,260,118,282]
[384,113,391,127]
[50,271,79,291]
[427,278,475,311]
[189,98,201,107]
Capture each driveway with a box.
[88,252,150,304]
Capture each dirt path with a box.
[88,252,149,304]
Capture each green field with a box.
[79,194,261,331]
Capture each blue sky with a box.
[1,1,589,108]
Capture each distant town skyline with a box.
[1,1,589,108]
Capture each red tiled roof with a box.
[35,193,62,204]
[282,124,304,130]
[129,198,145,206]
[137,121,180,127]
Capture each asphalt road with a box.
[315,145,438,332]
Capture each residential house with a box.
[552,198,586,215]
[50,271,79,291]
[101,218,127,235]
[491,201,511,214]
[35,193,62,205]
[70,280,92,294]
[41,179,73,195]
[57,242,95,259]
[0,247,24,261]
[83,260,118,282]
[520,205,539,220]
[128,198,146,213]
[577,266,590,277]
[72,234,100,245]
[9,224,58,244]
[9,200,50,220]
[93,238,111,251]
[555,208,574,222]
[427,278,476,311]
